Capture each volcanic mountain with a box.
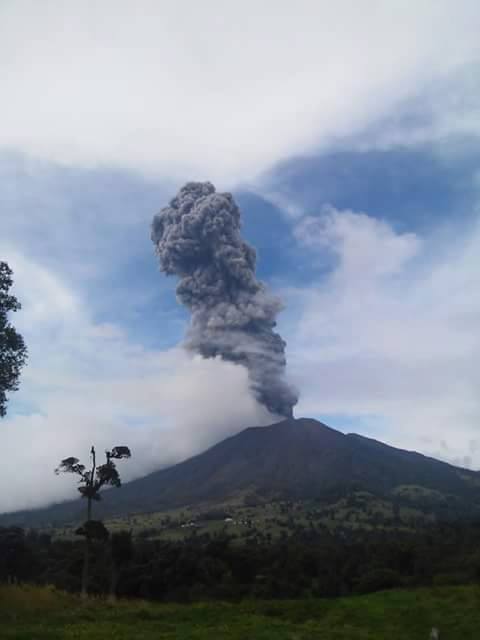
[3,418,480,527]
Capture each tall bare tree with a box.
[55,445,131,597]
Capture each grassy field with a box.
[1,583,479,639]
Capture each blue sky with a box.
[1,1,479,511]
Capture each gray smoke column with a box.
[152,182,298,418]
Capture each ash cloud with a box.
[152,182,298,418]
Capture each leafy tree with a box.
[109,530,133,601]
[0,526,32,583]
[0,262,27,417]
[55,445,131,597]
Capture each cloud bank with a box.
[0,248,273,513]
[289,206,480,467]
[1,1,479,183]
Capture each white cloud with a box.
[289,206,480,467]
[295,208,421,281]
[1,1,479,184]
[349,64,480,152]
[0,250,273,513]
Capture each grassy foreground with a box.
[1,584,479,639]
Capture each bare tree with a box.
[55,445,131,597]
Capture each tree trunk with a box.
[81,496,92,599]
[108,564,118,603]
[80,539,89,599]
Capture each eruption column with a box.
[152,182,298,418]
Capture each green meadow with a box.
[1,583,479,639]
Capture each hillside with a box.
[2,417,480,528]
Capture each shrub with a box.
[355,568,403,594]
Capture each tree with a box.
[55,445,131,597]
[109,530,133,601]
[0,262,27,417]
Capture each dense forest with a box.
[2,520,480,602]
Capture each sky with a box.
[1,1,479,513]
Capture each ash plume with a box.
[152,182,298,418]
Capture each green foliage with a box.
[1,584,480,639]
[110,531,133,567]
[75,521,109,541]
[0,262,27,417]
[3,519,480,602]
[55,446,131,502]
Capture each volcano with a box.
[2,418,480,527]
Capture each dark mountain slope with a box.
[2,417,480,527]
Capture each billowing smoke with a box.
[152,182,298,418]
